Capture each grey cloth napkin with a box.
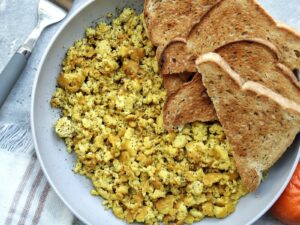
[0,0,84,224]
[1,0,299,224]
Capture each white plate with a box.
[31,1,300,225]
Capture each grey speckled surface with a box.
[1,0,299,224]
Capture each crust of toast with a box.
[163,73,217,132]
[144,0,221,46]
[195,42,300,191]
[214,40,300,104]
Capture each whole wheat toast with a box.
[162,39,294,131]
[195,40,300,191]
[144,0,221,46]
[163,73,217,131]
[159,0,300,76]
[189,0,300,71]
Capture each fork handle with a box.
[0,21,45,108]
[0,47,31,107]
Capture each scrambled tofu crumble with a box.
[51,8,247,225]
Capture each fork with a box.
[0,0,73,107]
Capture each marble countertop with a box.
[1,0,299,224]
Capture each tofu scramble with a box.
[51,8,247,225]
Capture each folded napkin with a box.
[0,123,75,225]
[0,0,85,223]
[0,0,85,224]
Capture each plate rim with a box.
[31,1,95,225]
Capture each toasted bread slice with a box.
[163,72,195,95]
[188,0,300,70]
[159,0,300,75]
[163,73,217,131]
[144,0,221,46]
[196,40,300,191]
